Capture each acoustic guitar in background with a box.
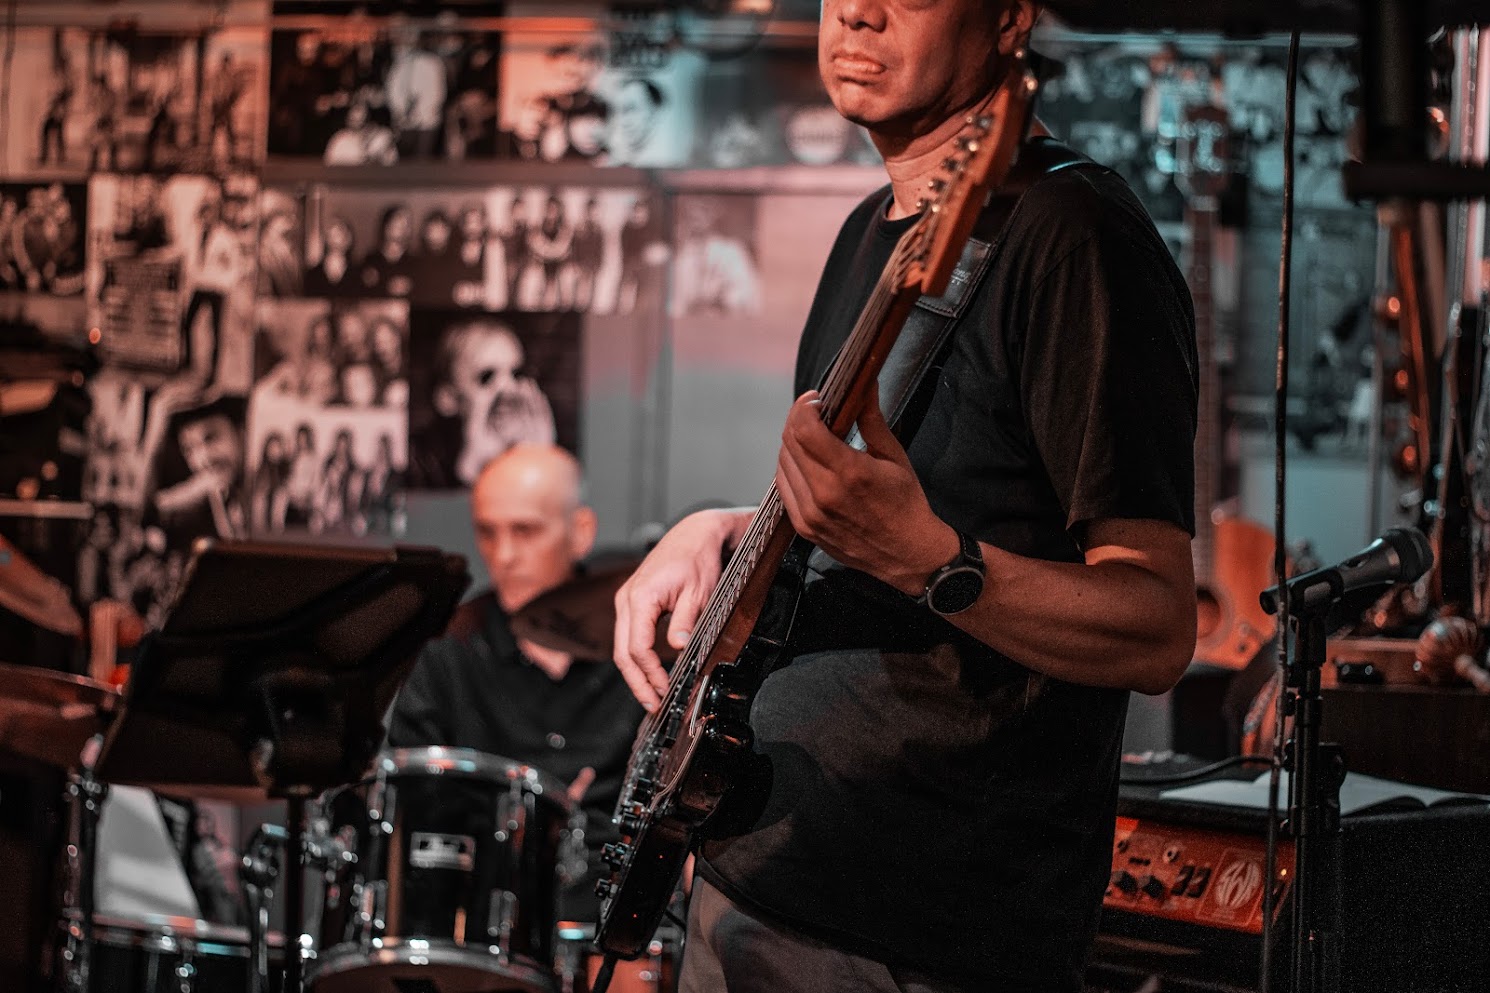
[1172,86,1277,671]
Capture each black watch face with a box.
[929,565,983,615]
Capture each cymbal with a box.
[511,559,679,665]
[0,663,118,768]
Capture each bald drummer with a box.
[387,444,646,921]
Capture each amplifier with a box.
[1089,760,1490,993]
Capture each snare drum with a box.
[58,913,284,992]
[554,923,680,993]
[308,747,574,993]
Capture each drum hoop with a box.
[308,938,556,992]
[377,746,574,812]
[63,911,285,950]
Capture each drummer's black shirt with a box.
[699,142,1198,992]
[387,589,645,921]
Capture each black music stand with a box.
[94,538,470,993]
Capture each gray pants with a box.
[680,877,987,993]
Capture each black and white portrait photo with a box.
[296,185,494,306]
[245,299,409,537]
[0,182,86,296]
[290,183,647,314]
[495,186,655,314]
[498,2,705,167]
[406,310,581,490]
[86,173,259,394]
[670,194,762,317]
[77,384,250,624]
[150,393,252,543]
[252,298,409,412]
[1,24,260,176]
[267,18,503,164]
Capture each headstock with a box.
[904,52,1038,298]
[1175,102,1233,205]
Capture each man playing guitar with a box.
[613,2,1198,991]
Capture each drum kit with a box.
[0,663,679,993]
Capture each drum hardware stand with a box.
[62,738,107,993]
[240,822,288,993]
[249,673,384,993]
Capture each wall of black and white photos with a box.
[1,0,1382,625]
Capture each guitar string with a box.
[632,239,925,752]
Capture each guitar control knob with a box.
[594,878,616,900]
[602,842,631,869]
[1140,875,1166,899]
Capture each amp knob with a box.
[594,877,616,900]
[632,777,656,802]
[1140,875,1166,899]
[602,842,631,869]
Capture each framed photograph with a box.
[267,21,503,164]
[406,309,582,490]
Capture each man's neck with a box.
[877,98,1051,221]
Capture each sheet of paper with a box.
[1160,771,1489,816]
[95,785,201,920]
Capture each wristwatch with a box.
[916,529,985,617]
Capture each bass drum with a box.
[555,923,680,993]
[310,747,574,993]
[58,913,284,992]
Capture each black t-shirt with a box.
[700,140,1197,992]
[387,589,647,922]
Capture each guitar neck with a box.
[681,242,926,669]
[1188,196,1220,580]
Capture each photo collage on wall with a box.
[251,180,633,503]
[0,1,1383,628]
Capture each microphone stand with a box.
[1281,608,1345,993]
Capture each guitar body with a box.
[1194,512,1275,670]
[595,536,809,957]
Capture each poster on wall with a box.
[669,194,762,317]
[78,384,251,624]
[266,21,504,164]
[281,183,656,314]
[692,46,879,168]
[247,298,409,537]
[76,167,259,624]
[1,25,262,176]
[406,309,582,490]
[497,3,706,167]
[85,172,258,394]
[0,182,87,296]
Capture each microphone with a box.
[1259,526,1433,616]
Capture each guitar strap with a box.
[844,138,1115,449]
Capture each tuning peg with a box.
[914,198,929,212]
[927,178,946,193]
[957,137,981,153]
[974,114,993,131]
[942,156,963,173]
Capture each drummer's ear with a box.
[569,505,598,562]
